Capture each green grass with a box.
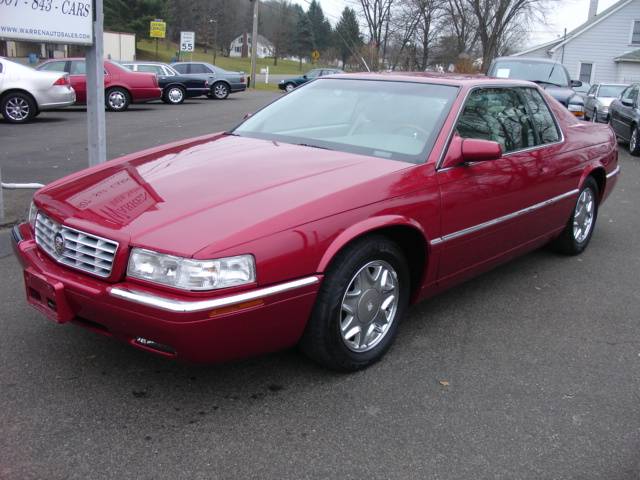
[137,39,324,75]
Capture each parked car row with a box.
[0,57,247,123]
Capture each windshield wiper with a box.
[531,79,562,88]
[295,142,332,150]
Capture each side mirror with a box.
[441,136,502,169]
[588,93,595,98]
[622,98,634,107]
[570,80,583,88]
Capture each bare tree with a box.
[468,0,553,70]
[354,0,395,69]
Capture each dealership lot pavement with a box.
[1,96,639,479]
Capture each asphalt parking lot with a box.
[1,95,640,480]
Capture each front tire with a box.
[1,92,36,124]
[550,177,599,255]
[105,87,130,112]
[630,125,640,156]
[591,109,598,123]
[284,83,295,93]
[300,236,410,371]
[162,86,185,105]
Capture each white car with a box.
[0,58,76,124]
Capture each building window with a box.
[579,62,593,83]
[632,20,640,44]
[235,46,241,53]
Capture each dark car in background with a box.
[171,62,246,99]
[609,83,640,155]
[487,57,586,120]
[121,61,210,104]
[584,83,627,123]
[37,58,161,111]
[278,68,344,93]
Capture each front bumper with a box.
[12,223,321,363]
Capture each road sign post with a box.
[311,50,320,64]
[87,0,106,167]
[180,32,195,54]
[150,20,166,61]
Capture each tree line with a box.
[104,0,556,71]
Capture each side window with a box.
[587,84,598,96]
[122,64,135,71]
[189,64,210,74]
[70,61,86,75]
[456,88,536,154]
[40,61,66,72]
[138,64,163,75]
[622,85,639,105]
[306,69,321,79]
[173,64,187,74]
[0,62,3,74]
[520,88,561,145]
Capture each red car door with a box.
[69,60,87,103]
[436,86,552,286]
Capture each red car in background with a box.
[12,73,619,371]
[37,58,161,111]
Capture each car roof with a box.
[327,71,538,88]
[492,56,562,66]
[122,61,169,65]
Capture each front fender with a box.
[316,215,428,272]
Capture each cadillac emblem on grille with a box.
[53,232,65,256]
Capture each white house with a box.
[514,0,640,84]
[229,33,274,59]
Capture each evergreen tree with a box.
[306,0,332,52]
[334,7,362,68]
[293,9,315,70]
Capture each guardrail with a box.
[0,167,44,224]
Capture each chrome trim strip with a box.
[430,189,579,246]
[109,276,321,313]
[606,166,620,179]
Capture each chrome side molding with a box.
[109,275,321,313]
[430,189,579,246]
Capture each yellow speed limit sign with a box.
[150,21,166,39]
[311,50,320,62]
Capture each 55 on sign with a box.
[180,31,195,52]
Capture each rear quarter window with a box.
[520,88,561,144]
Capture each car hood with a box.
[35,134,411,257]
[542,85,583,106]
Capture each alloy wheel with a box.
[573,188,595,243]
[631,129,638,151]
[339,260,400,353]
[285,83,295,93]
[214,84,228,99]
[5,96,30,121]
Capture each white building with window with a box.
[229,33,274,59]
[514,0,640,84]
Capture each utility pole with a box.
[250,0,259,89]
[86,0,106,166]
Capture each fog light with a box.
[134,337,176,356]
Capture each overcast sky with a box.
[291,0,621,48]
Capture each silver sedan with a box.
[0,57,75,124]
[584,83,628,123]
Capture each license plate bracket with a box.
[23,268,74,323]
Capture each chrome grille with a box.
[35,212,118,278]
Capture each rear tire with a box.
[162,86,185,105]
[1,92,36,124]
[550,177,599,255]
[300,235,410,371]
[211,82,229,100]
[284,83,295,93]
[105,87,130,112]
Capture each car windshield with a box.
[233,79,459,164]
[599,85,626,97]
[491,60,569,87]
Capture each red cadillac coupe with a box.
[12,73,619,371]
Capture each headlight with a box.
[127,249,256,291]
[28,201,38,229]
